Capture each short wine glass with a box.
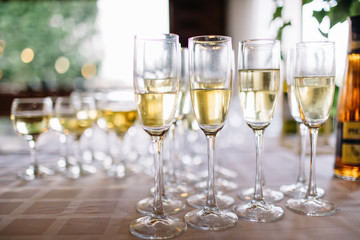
[233,39,284,222]
[55,95,97,179]
[184,35,238,231]
[98,89,138,178]
[280,48,324,198]
[11,97,54,180]
[129,33,186,239]
[286,41,338,216]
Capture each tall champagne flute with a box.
[184,35,238,230]
[286,41,338,216]
[129,33,186,239]
[280,48,324,198]
[55,95,97,178]
[233,39,284,222]
[98,89,138,178]
[160,47,194,199]
[11,97,54,180]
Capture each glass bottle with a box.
[334,15,360,181]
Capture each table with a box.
[0,118,359,240]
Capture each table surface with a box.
[0,119,359,240]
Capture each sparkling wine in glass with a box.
[184,35,238,231]
[286,41,338,216]
[129,33,186,239]
[98,89,138,178]
[280,48,325,198]
[233,39,284,222]
[11,97,54,180]
[55,95,97,179]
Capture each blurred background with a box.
[0,0,357,147]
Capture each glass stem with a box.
[253,129,264,202]
[297,123,307,185]
[205,134,217,209]
[28,139,39,172]
[151,135,166,217]
[306,127,319,198]
[168,123,177,184]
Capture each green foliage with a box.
[0,1,99,91]
[272,0,360,39]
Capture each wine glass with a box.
[129,33,186,239]
[98,89,138,178]
[233,39,284,222]
[54,95,97,179]
[10,97,54,180]
[160,47,194,199]
[286,41,338,216]
[184,35,238,230]
[280,48,325,198]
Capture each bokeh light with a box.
[21,48,34,63]
[81,62,96,79]
[55,56,70,74]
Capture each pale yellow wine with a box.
[238,69,280,129]
[58,110,95,139]
[295,76,335,128]
[101,109,137,137]
[191,88,231,134]
[136,91,177,135]
[11,114,50,140]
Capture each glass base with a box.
[238,187,284,203]
[195,178,238,193]
[280,183,325,199]
[151,183,194,199]
[286,197,338,216]
[129,215,186,239]
[136,197,185,215]
[61,163,96,179]
[184,207,238,231]
[233,200,284,222]
[187,193,235,209]
[18,164,54,181]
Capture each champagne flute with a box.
[98,89,138,178]
[129,33,186,239]
[55,95,97,179]
[10,97,54,180]
[159,47,194,199]
[280,48,325,198]
[184,35,238,230]
[286,41,338,216]
[233,39,284,222]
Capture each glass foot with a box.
[238,187,284,203]
[136,197,185,215]
[233,200,284,222]
[187,193,235,209]
[151,183,194,199]
[184,207,238,231]
[18,164,54,181]
[286,197,338,216]
[195,178,238,193]
[130,215,186,239]
[280,183,325,199]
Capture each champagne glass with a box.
[184,35,238,230]
[233,39,284,222]
[55,95,97,179]
[286,41,338,216]
[280,48,325,198]
[160,47,194,199]
[98,89,138,178]
[129,33,186,239]
[10,97,54,180]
